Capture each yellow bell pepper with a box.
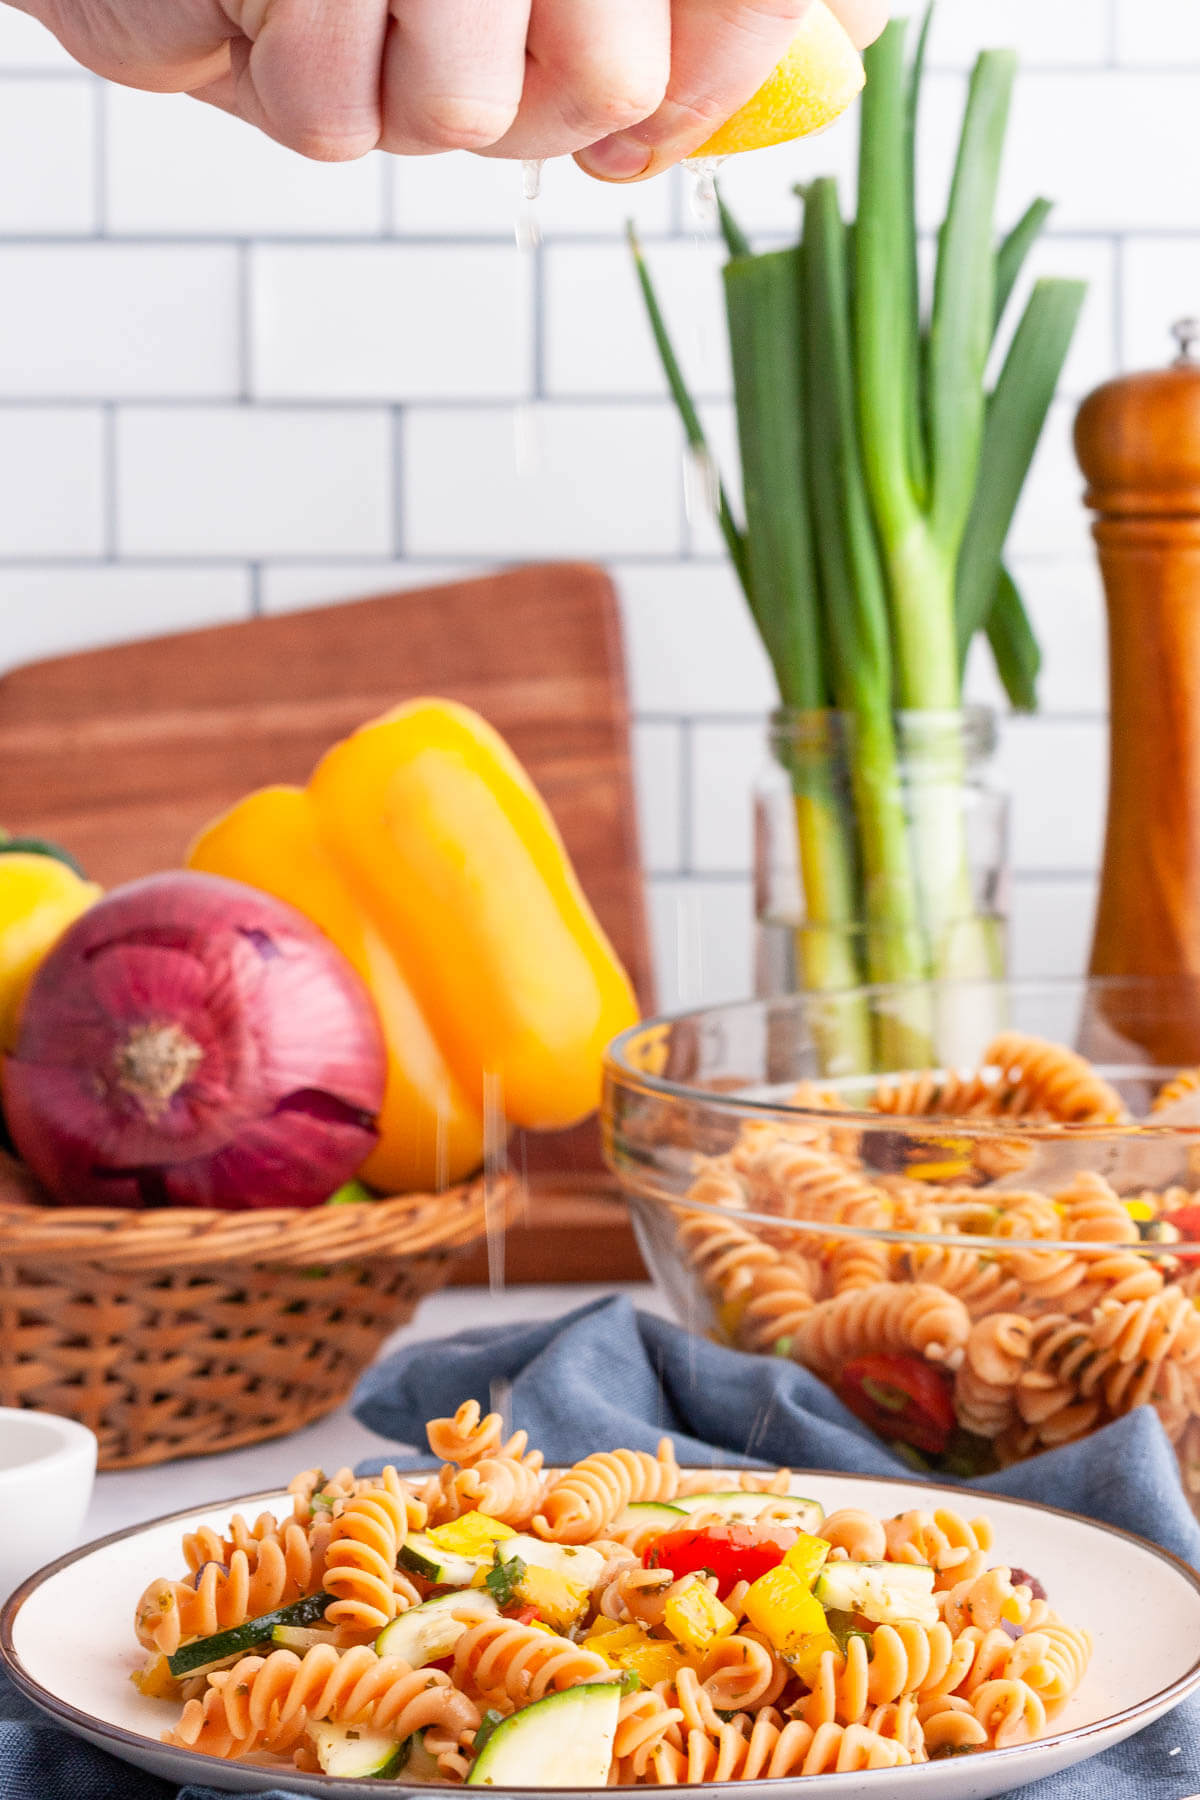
[510,1564,591,1632]
[782,1533,832,1587]
[130,1652,181,1700]
[785,1630,841,1684]
[426,1512,515,1555]
[742,1565,829,1653]
[584,1623,688,1688]
[663,1578,737,1652]
[187,700,638,1192]
[0,851,101,1050]
[585,1617,623,1639]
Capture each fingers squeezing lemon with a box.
[694,1,865,159]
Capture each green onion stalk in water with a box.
[632,8,1084,1069]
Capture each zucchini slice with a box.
[311,1722,406,1778]
[398,1531,493,1587]
[270,1624,340,1653]
[813,1560,938,1628]
[673,1491,825,1531]
[493,1534,608,1588]
[167,1590,332,1677]
[467,1682,622,1788]
[610,1501,686,1534]
[374,1590,499,1667]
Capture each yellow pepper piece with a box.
[585,1623,645,1662]
[621,1640,689,1688]
[1001,1593,1025,1624]
[513,1564,591,1631]
[585,1616,623,1639]
[782,1533,832,1588]
[426,1511,515,1555]
[743,1565,828,1652]
[1124,1199,1155,1223]
[785,1630,841,1685]
[188,701,637,1193]
[663,1578,737,1652]
[584,1623,687,1687]
[0,852,101,1051]
[716,1296,748,1341]
[130,1653,179,1700]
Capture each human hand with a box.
[11,0,888,168]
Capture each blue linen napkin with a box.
[4,1293,1199,1798]
[355,1294,1200,1800]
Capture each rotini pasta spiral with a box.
[137,1523,326,1656]
[427,1400,542,1471]
[533,1441,680,1543]
[167,1646,479,1762]
[788,1282,970,1375]
[699,1633,787,1712]
[322,1479,412,1631]
[884,1508,995,1587]
[451,1616,612,1704]
[1153,1068,1200,1114]
[982,1032,1125,1124]
[611,1686,685,1780]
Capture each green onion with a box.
[631,3,1083,1059]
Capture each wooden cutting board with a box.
[0,562,651,1282]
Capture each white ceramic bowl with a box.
[0,1409,97,1601]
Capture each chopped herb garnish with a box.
[485,1555,526,1609]
[473,1709,506,1755]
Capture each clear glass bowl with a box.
[601,978,1200,1510]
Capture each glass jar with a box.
[754,707,1009,1000]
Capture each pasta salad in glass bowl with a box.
[602,978,1200,1509]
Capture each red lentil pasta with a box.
[672,1032,1200,1486]
[135,1402,1092,1782]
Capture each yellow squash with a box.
[0,851,101,1050]
[188,699,637,1193]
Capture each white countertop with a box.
[83,1284,667,1543]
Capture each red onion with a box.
[3,871,386,1210]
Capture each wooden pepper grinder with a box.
[1077,321,1200,1021]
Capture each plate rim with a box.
[4,1466,1200,1794]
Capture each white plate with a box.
[3,1470,1199,1798]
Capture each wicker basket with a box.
[0,1155,510,1470]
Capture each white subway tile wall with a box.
[0,0,1191,1008]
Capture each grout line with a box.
[678,718,694,876]
[1112,235,1125,371]
[0,394,687,411]
[667,165,684,236]
[531,238,546,400]
[92,79,106,234]
[100,401,117,560]
[0,68,93,81]
[237,242,252,402]
[0,225,1188,248]
[391,406,406,557]
[379,152,396,237]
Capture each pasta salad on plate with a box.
[130,1403,1093,1784]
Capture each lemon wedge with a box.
[693,1,865,159]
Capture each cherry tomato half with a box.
[835,1354,956,1455]
[646,1521,789,1597]
[1164,1202,1200,1240]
